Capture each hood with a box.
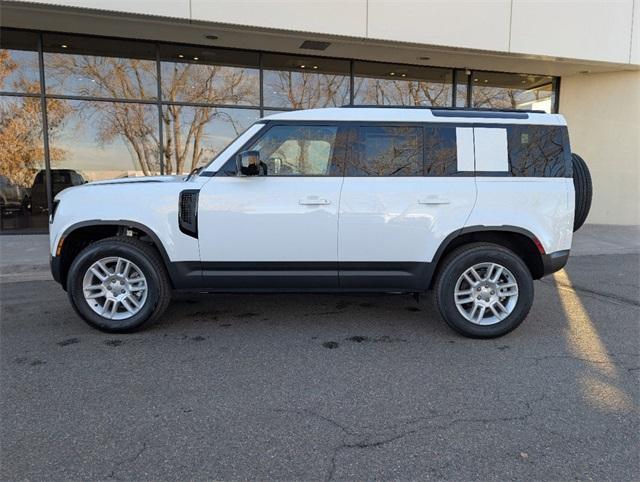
[53,174,188,202]
[86,175,186,186]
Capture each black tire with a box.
[434,243,534,338]
[572,153,592,232]
[67,236,171,333]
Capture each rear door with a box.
[197,123,348,289]
[337,123,477,290]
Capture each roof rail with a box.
[340,105,547,114]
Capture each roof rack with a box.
[340,105,546,114]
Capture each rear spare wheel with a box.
[572,153,592,232]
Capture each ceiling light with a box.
[193,57,199,60]
[205,34,219,40]
[299,64,306,68]
[312,65,318,69]
[178,54,184,58]
[483,79,488,83]
[401,73,407,77]
[474,78,479,82]
[389,72,395,76]
[61,44,68,48]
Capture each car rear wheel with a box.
[67,236,171,332]
[434,243,534,338]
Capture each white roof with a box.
[261,107,566,126]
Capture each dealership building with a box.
[0,0,638,235]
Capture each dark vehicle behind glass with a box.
[30,169,86,213]
[0,175,30,214]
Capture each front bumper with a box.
[541,249,570,277]
[50,255,63,287]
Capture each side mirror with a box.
[236,150,261,176]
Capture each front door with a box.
[197,123,347,290]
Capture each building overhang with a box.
[1,1,638,77]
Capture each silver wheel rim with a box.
[82,256,148,321]
[454,262,519,325]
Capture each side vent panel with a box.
[179,189,199,238]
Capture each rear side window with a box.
[424,126,458,176]
[347,126,423,176]
[52,172,70,184]
[507,125,569,177]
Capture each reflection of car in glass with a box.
[49,107,593,338]
[30,169,86,213]
[0,175,30,214]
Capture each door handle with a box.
[299,197,331,206]
[418,197,451,205]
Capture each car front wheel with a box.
[67,236,171,333]
[434,243,534,338]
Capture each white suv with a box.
[49,107,592,338]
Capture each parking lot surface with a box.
[1,248,639,480]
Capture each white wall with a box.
[6,0,191,18]
[632,0,640,64]
[7,0,639,66]
[560,71,640,225]
[367,0,511,52]
[191,0,367,37]
[511,0,634,64]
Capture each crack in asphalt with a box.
[272,396,547,481]
[106,442,148,480]
[527,354,624,366]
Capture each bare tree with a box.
[44,54,259,175]
[264,71,349,109]
[353,77,451,106]
[0,50,69,187]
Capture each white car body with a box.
[50,107,574,293]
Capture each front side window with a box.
[507,125,569,177]
[248,125,339,176]
[347,126,423,176]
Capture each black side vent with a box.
[179,189,199,238]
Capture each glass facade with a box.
[354,62,453,107]
[0,28,560,233]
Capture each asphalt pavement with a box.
[1,227,639,480]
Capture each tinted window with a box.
[348,126,423,176]
[424,126,458,176]
[249,125,339,176]
[508,125,569,177]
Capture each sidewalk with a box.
[0,224,638,283]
